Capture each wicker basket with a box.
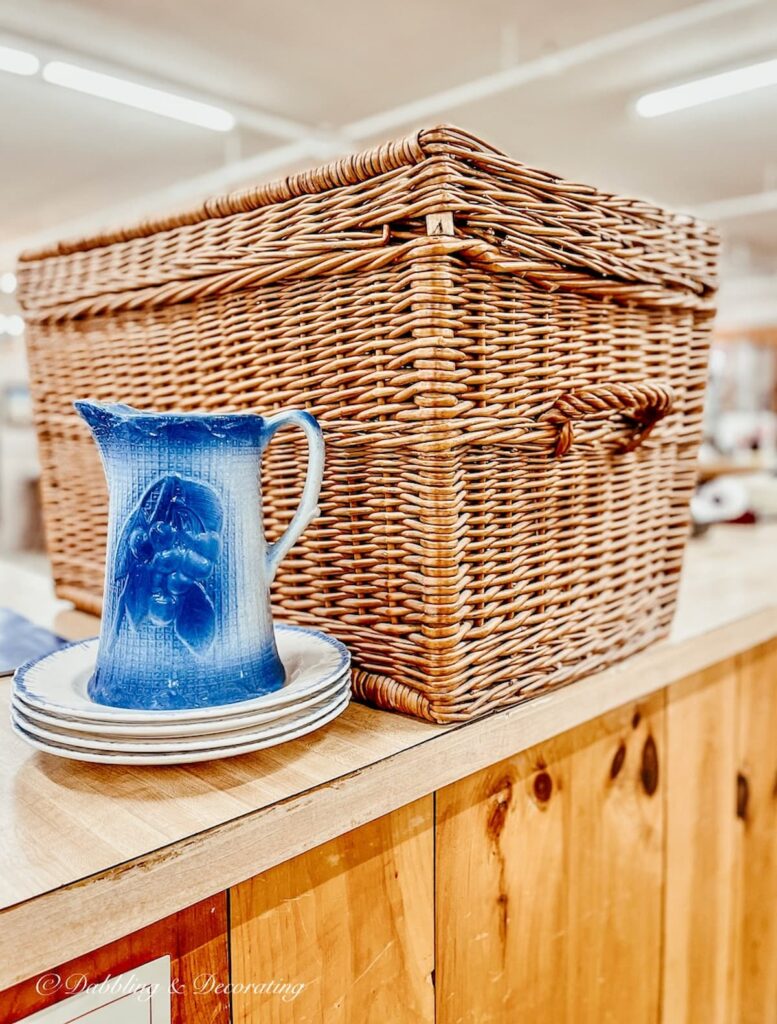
[18,125,718,723]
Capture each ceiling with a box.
[1,0,777,285]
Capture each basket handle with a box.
[542,381,674,457]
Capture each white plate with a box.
[13,670,350,738]
[14,624,350,724]
[11,673,350,746]
[12,681,349,753]
[10,691,351,765]
[11,675,349,749]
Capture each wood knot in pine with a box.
[610,741,627,780]
[737,772,750,822]
[533,770,553,803]
[486,777,514,841]
[640,735,659,796]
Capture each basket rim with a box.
[18,123,716,264]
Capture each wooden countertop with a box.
[1,525,776,988]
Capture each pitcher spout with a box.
[74,400,139,443]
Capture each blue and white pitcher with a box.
[75,401,324,711]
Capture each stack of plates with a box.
[11,624,350,765]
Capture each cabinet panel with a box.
[0,895,229,1024]
[661,658,739,1024]
[732,639,777,1024]
[436,695,664,1024]
[230,796,434,1024]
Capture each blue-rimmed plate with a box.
[13,623,350,725]
[10,691,351,765]
[12,672,349,738]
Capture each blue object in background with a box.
[76,401,324,710]
[0,609,67,676]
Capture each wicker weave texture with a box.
[18,125,718,722]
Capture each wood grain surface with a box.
[661,658,739,1024]
[662,640,777,1024]
[230,798,434,1023]
[436,694,664,1023]
[732,639,777,1024]
[1,604,776,1018]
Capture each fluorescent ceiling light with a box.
[42,61,236,132]
[637,57,777,117]
[0,44,40,76]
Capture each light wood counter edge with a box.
[1,601,775,990]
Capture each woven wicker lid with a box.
[17,124,718,320]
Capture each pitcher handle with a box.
[263,410,324,584]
